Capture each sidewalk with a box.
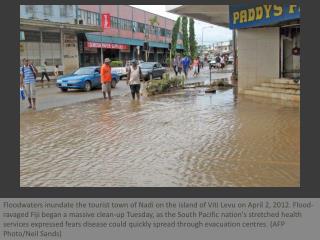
[168,65,233,85]
[35,77,57,88]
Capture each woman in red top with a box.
[192,57,200,77]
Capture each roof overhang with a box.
[166,5,230,28]
[20,18,102,33]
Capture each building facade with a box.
[20,5,101,74]
[167,4,301,100]
[77,5,184,66]
[212,40,233,55]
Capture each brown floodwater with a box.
[20,88,300,187]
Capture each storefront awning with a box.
[85,34,144,46]
[166,5,229,27]
[85,33,184,50]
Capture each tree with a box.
[181,16,189,56]
[189,18,197,59]
[170,17,180,57]
[145,16,159,61]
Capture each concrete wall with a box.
[20,5,76,24]
[237,27,280,92]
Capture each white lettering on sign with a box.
[85,41,129,50]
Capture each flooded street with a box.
[20,88,300,187]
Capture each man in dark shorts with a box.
[127,60,143,100]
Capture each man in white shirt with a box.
[127,60,143,100]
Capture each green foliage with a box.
[110,61,123,67]
[149,16,159,26]
[171,17,181,57]
[182,16,189,56]
[146,75,184,95]
[189,18,197,59]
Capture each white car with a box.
[111,67,127,80]
[209,59,218,69]
[228,55,234,64]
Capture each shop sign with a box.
[101,13,111,29]
[85,41,129,50]
[229,4,300,29]
[64,34,77,48]
[84,47,98,53]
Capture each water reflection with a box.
[20,89,300,187]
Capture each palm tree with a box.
[145,16,159,61]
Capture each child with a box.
[54,65,59,78]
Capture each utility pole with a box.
[99,5,103,65]
[201,26,214,56]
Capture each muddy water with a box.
[20,88,300,187]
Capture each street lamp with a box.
[201,26,214,55]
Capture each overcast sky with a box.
[131,5,232,45]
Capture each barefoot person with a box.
[20,59,38,110]
[100,58,112,100]
[127,60,143,100]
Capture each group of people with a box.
[20,58,60,110]
[173,54,202,79]
[100,58,143,101]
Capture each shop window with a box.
[60,5,73,17]
[111,16,118,28]
[24,31,41,42]
[137,23,145,33]
[160,28,166,37]
[25,5,35,14]
[43,5,52,16]
[132,21,138,32]
[87,12,91,24]
[43,32,60,43]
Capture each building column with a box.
[60,29,64,72]
[40,30,43,66]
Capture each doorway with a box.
[280,25,300,81]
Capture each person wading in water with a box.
[127,60,143,100]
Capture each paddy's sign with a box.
[229,4,300,29]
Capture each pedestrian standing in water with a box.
[20,58,38,110]
[192,57,200,77]
[127,60,143,100]
[182,55,191,80]
[100,58,112,100]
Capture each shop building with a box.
[20,5,101,74]
[167,4,300,101]
[77,5,184,66]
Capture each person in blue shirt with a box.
[20,58,38,110]
[181,55,191,79]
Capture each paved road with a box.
[20,66,233,113]
[20,80,130,113]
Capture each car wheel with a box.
[84,81,92,92]
[111,79,117,88]
[61,88,68,92]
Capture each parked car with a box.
[111,67,127,79]
[139,62,166,81]
[56,66,120,92]
[228,55,234,64]
[209,59,218,69]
